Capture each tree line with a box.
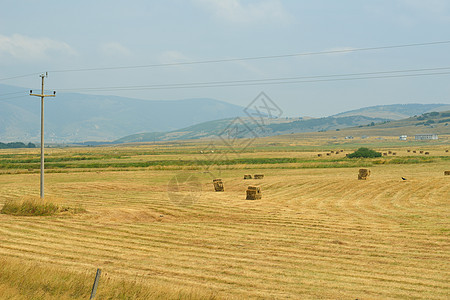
[0,142,36,149]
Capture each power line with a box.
[0,73,42,81]
[57,66,450,92]
[1,40,450,81]
[49,40,450,73]
[2,70,449,100]
[0,91,27,97]
[0,95,28,102]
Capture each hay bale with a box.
[246,186,261,200]
[317,154,322,157]
[254,174,264,179]
[244,175,252,179]
[358,168,371,180]
[213,179,224,192]
[424,152,429,155]
[444,171,450,176]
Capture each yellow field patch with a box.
[0,145,449,299]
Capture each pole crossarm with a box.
[30,93,55,97]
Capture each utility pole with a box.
[30,73,56,199]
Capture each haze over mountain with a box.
[1,83,449,143]
[332,104,450,120]
[114,115,390,144]
[0,84,250,142]
[116,108,450,144]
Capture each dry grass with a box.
[0,145,449,299]
[0,257,219,299]
[0,196,85,216]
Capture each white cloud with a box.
[0,34,77,61]
[193,0,291,24]
[99,42,131,57]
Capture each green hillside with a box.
[345,110,450,135]
[115,110,450,145]
[289,110,450,139]
[115,115,390,143]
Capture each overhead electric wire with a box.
[0,91,27,97]
[1,39,450,81]
[0,73,42,81]
[66,71,450,91]
[48,40,450,73]
[0,95,28,102]
[56,66,450,92]
[1,69,449,101]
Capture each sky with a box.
[1,0,450,117]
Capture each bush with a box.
[346,147,382,158]
[438,118,450,123]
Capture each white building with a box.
[399,135,407,141]
[415,134,438,140]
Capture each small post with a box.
[90,268,101,299]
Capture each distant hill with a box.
[333,104,450,120]
[1,82,448,143]
[281,110,450,139]
[115,115,391,143]
[0,84,250,142]
[116,109,450,144]
[340,110,450,136]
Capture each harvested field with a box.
[0,146,449,299]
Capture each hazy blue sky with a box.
[1,0,450,116]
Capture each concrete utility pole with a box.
[30,73,56,199]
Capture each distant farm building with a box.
[399,135,407,141]
[415,134,438,140]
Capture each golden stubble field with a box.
[0,144,449,299]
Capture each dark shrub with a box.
[347,147,382,158]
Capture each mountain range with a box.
[1,83,449,143]
[0,84,249,142]
[115,104,450,144]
